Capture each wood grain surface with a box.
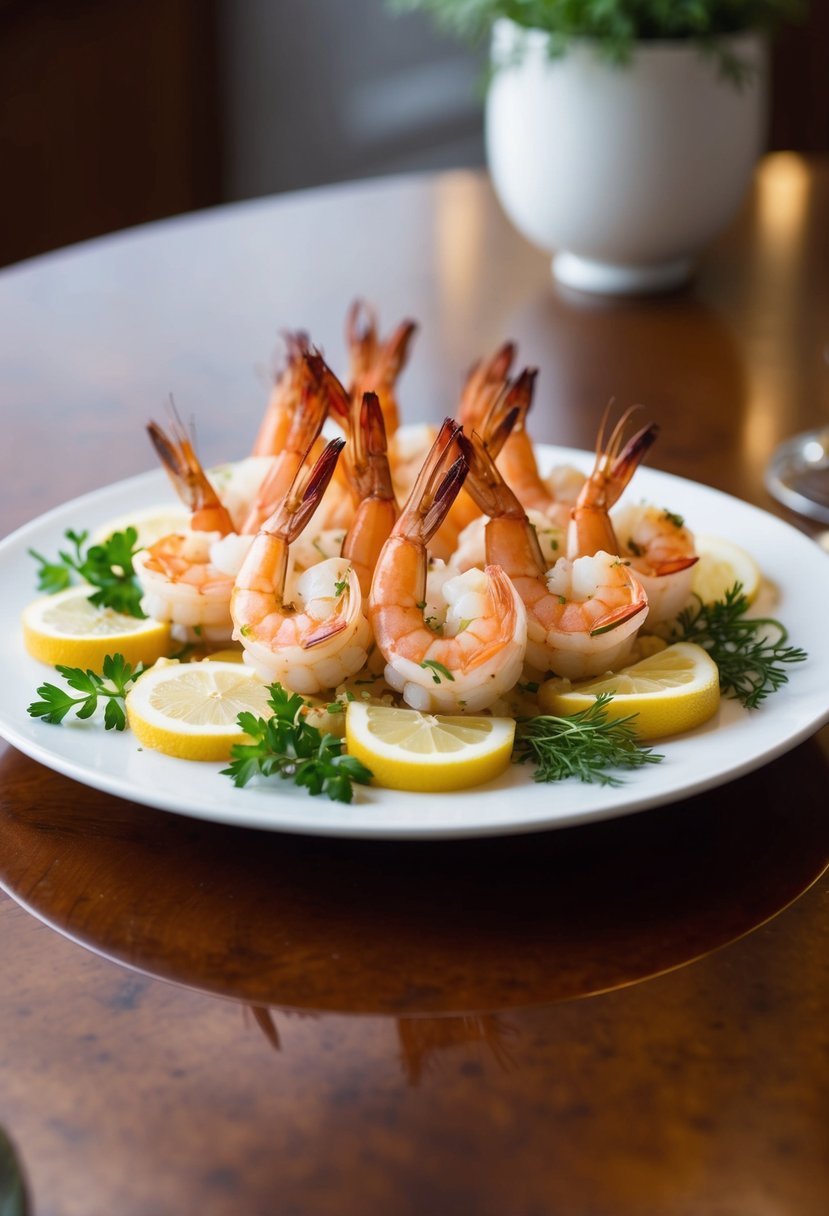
[0,156,827,1216]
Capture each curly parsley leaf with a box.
[27,653,145,731]
[221,682,373,803]
[29,526,146,618]
[672,583,807,709]
[514,693,663,786]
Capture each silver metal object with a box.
[765,426,829,526]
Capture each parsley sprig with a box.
[29,527,146,618]
[672,584,807,709]
[27,654,144,731]
[221,683,372,803]
[514,693,664,786]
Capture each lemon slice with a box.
[345,702,515,792]
[92,505,191,548]
[22,586,171,669]
[125,660,272,760]
[691,535,761,606]
[202,647,245,663]
[537,642,720,740]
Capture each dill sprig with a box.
[27,653,144,731]
[514,693,664,786]
[672,584,807,709]
[28,527,146,618]
[221,683,373,804]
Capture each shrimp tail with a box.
[463,428,525,520]
[590,596,649,636]
[458,341,517,430]
[398,419,471,543]
[570,407,659,557]
[251,330,312,457]
[311,353,351,426]
[649,554,699,576]
[262,437,346,545]
[608,421,660,505]
[147,403,234,534]
[345,391,396,502]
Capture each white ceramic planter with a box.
[485,20,769,294]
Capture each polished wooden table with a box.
[1,155,828,1216]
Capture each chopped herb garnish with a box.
[672,583,807,708]
[27,653,144,731]
[514,694,663,786]
[333,572,349,597]
[221,682,372,803]
[662,509,685,528]
[420,659,455,684]
[29,527,146,618]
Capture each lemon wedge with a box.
[691,535,761,606]
[22,586,171,669]
[538,642,720,740]
[92,505,191,548]
[125,660,272,761]
[345,702,515,792]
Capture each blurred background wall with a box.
[1,0,827,269]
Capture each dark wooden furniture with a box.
[0,157,827,1216]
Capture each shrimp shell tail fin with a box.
[589,598,648,637]
[263,437,345,544]
[650,554,699,576]
[146,411,232,531]
[303,614,349,649]
[603,420,660,508]
[463,429,524,519]
[397,418,470,542]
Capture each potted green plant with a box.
[389,1,808,294]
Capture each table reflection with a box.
[1,731,827,1020]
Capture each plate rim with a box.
[1,446,828,840]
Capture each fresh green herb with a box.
[221,683,372,803]
[326,701,346,715]
[627,538,644,557]
[415,600,427,611]
[514,693,663,786]
[0,1124,30,1216]
[333,573,349,597]
[518,680,540,695]
[672,583,807,708]
[662,509,685,528]
[27,653,144,731]
[420,659,455,684]
[168,642,198,662]
[387,1,807,83]
[29,527,146,618]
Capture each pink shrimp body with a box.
[231,439,372,695]
[339,391,399,596]
[464,432,648,680]
[134,410,252,643]
[241,349,339,535]
[611,501,698,625]
[369,420,527,713]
